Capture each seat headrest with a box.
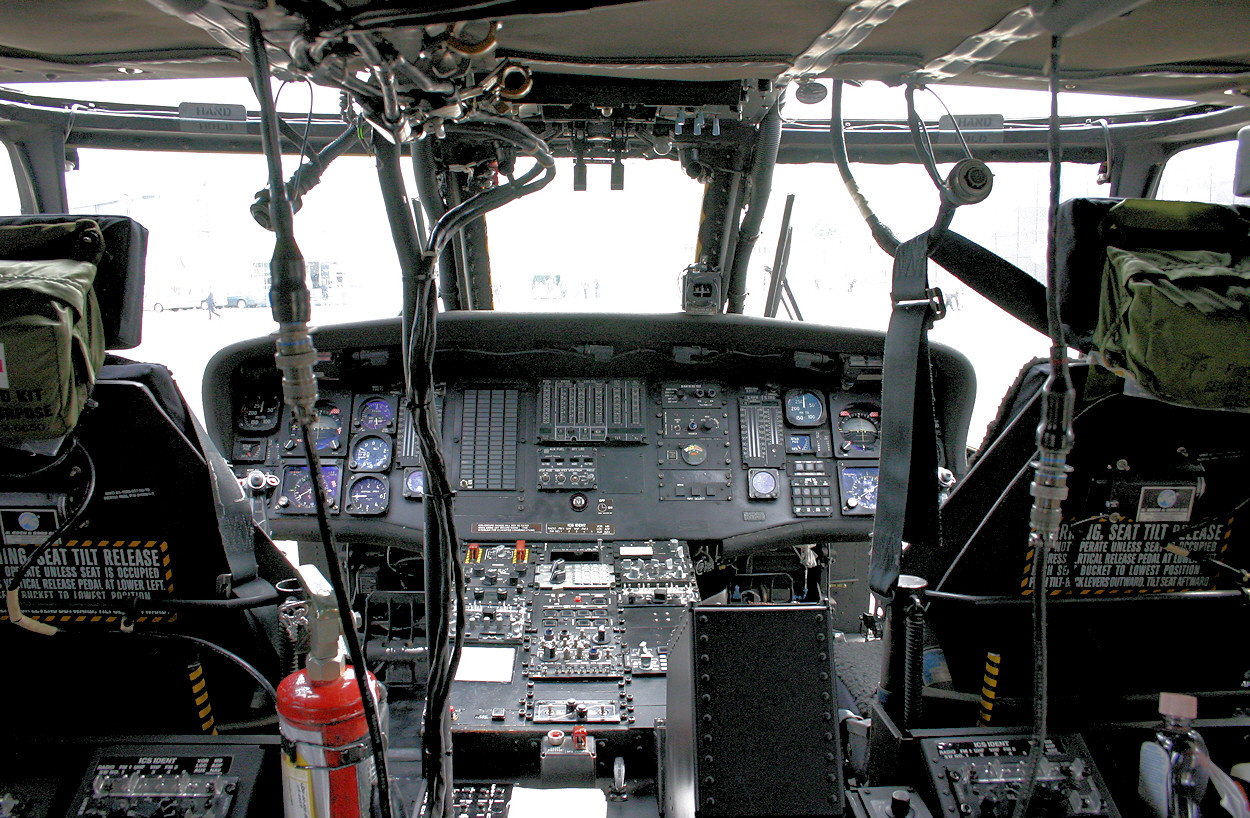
[0,214,147,350]
[1055,197,1250,350]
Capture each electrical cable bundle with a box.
[405,114,554,818]
[247,13,397,818]
[1012,35,1075,818]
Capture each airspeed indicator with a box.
[784,389,826,427]
[237,393,281,433]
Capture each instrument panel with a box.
[206,314,975,554]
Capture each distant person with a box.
[206,292,220,319]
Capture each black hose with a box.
[247,16,309,328]
[124,631,278,703]
[405,121,554,818]
[302,427,395,818]
[830,82,901,256]
[1013,35,1070,818]
[248,15,391,818]
[144,589,280,611]
[411,137,460,310]
[726,105,782,314]
[251,124,361,230]
[374,137,427,339]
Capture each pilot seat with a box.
[0,214,294,737]
[898,198,1250,728]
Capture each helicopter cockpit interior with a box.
[2,1,1250,816]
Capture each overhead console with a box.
[204,313,975,555]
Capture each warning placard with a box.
[1025,517,1232,594]
[0,539,173,613]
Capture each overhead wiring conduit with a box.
[383,113,554,818]
[411,137,462,310]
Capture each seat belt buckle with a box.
[892,286,946,326]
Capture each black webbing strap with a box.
[931,230,1048,336]
[192,411,297,589]
[870,232,942,600]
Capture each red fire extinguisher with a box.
[279,565,387,818]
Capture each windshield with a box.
[488,160,703,310]
[6,77,1240,444]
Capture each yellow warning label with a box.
[1022,518,1233,595]
[0,538,174,617]
[282,756,316,818]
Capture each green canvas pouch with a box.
[1094,245,1250,408]
[0,257,105,440]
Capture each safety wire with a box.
[904,83,949,195]
[1013,36,1074,818]
[923,87,974,161]
[247,14,395,818]
[404,116,554,818]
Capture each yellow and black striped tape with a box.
[977,652,1002,726]
[188,661,218,736]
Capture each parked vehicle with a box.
[144,290,206,311]
[225,293,266,308]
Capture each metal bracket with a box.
[893,286,946,324]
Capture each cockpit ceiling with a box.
[0,0,1248,105]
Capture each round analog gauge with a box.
[681,443,707,465]
[350,435,392,472]
[404,469,425,497]
[281,465,340,511]
[237,393,282,433]
[348,475,389,515]
[838,404,881,450]
[750,469,778,496]
[784,389,826,427]
[840,466,879,512]
[357,397,394,431]
[288,400,344,453]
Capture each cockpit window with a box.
[1157,140,1249,205]
[487,159,703,312]
[63,145,403,414]
[751,159,1111,441]
[24,76,1232,444]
